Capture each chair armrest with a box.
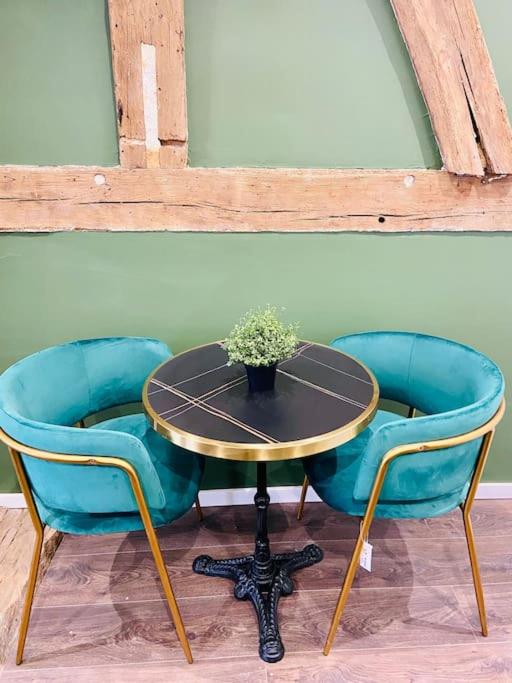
[353,397,505,502]
[0,412,166,513]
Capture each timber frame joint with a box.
[1,0,512,232]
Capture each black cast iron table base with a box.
[192,462,323,663]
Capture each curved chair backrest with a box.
[0,337,171,514]
[331,332,505,504]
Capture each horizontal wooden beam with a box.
[1,166,512,232]
[391,0,512,177]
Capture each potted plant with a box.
[224,306,299,392]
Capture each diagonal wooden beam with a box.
[107,0,187,169]
[391,0,512,177]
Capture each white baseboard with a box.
[198,482,512,506]
[475,482,512,499]
[198,485,321,507]
[1,482,511,509]
[0,493,26,508]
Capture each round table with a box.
[143,341,378,662]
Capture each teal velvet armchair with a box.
[297,332,505,655]
[0,337,205,665]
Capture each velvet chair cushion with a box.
[303,409,463,519]
[92,413,204,520]
[0,338,177,514]
[306,332,504,518]
[31,413,205,535]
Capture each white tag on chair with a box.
[360,539,373,572]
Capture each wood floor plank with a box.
[424,500,512,538]
[266,642,512,683]
[34,532,512,609]
[35,542,253,606]
[52,503,439,558]
[298,499,512,539]
[4,643,512,683]
[58,500,512,559]
[1,657,267,682]
[3,585,475,672]
[0,509,61,663]
[453,582,512,642]
[57,504,423,558]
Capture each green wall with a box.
[1,1,511,492]
[185,0,440,168]
[0,0,118,166]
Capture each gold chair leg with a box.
[323,451,392,656]
[323,500,378,655]
[144,525,193,663]
[16,524,44,664]
[127,471,193,663]
[462,508,488,636]
[195,494,203,522]
[297,475,309,521]
[8,447,45,665]
[461,429,495,637]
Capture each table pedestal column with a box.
[192,462,323,663]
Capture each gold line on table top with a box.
[152,375,247,419]
[276,368,368,409]
[154,380,279,444]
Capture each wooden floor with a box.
[2,500,512,682]
[0,510,61,665]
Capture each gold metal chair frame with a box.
[0,424,204,665]
[295,399,506,655]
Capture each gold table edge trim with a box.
[142,340,380,462]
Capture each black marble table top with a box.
[143,341,378,461]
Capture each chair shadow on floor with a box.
[22,503,477,667]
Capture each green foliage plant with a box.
[224,306,299,367]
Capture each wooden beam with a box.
[1,167,512,232]
[108,0,187,169]
[391,0,512,177]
